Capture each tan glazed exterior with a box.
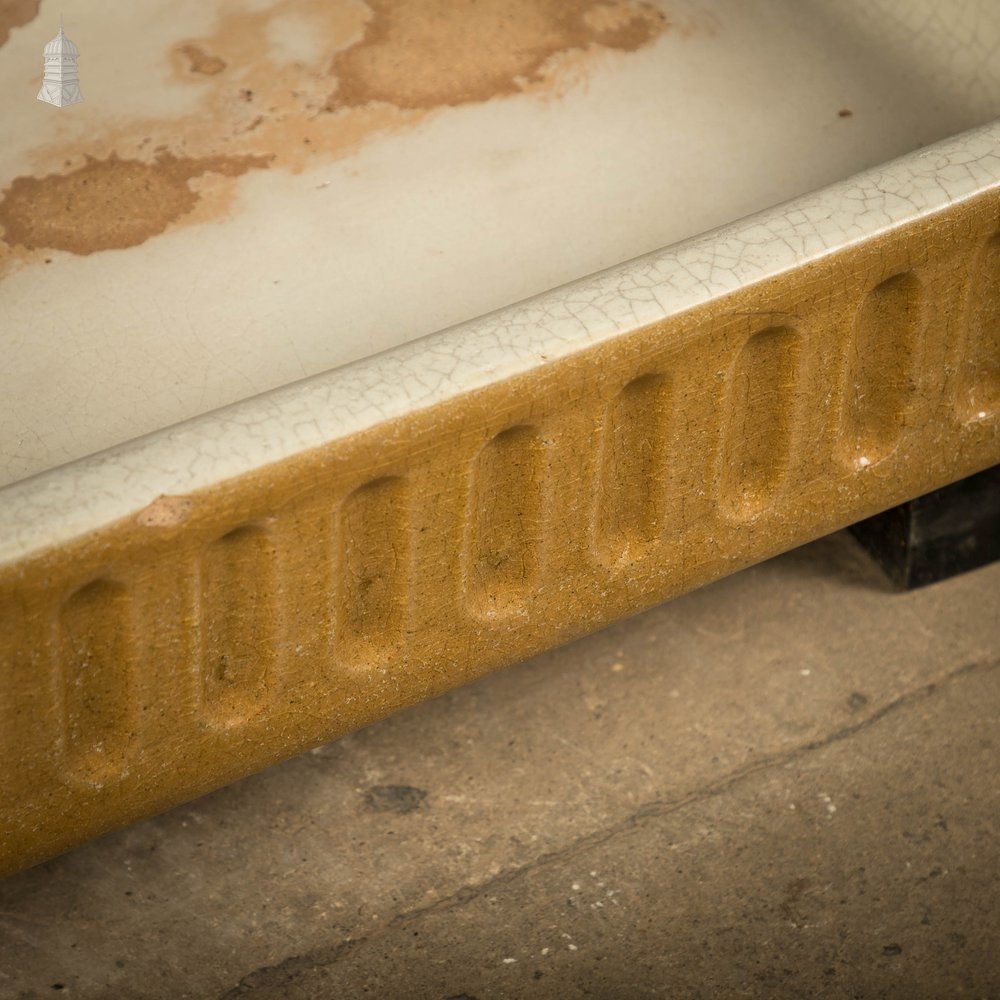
[1,168,999,874]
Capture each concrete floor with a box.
[1,530,998,999]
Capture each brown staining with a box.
[0,0,40,49]
[0,0,669,267]
[838,108,853,118]
[179,42,227,75]
[0,151,272,254]
[584,0,666,48]
[328,0,666,110]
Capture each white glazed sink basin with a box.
[2,0,999,489]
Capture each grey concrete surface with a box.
[0,530,998,999]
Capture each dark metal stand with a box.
[849,464,1000,590]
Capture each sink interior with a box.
[2,0,999,487]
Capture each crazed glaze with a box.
[2,0,999,492]
[1,117,998,566]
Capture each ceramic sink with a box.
[1,0,998,875]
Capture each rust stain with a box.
[0,0,40,49]
[329,0,666,110]
[0,152,272,254]
[0,0,672,266]
[179,43,227,75]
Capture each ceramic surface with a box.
[2,118,999,566]
[1,0,1000,876]
[2,0,1000,491]
[2,167,998,874]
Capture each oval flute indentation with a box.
[719,326,800,519]
[200,524,276,725]
[838,271,923,467]
[58,579,135,782]
[466,425,544,618]
[960,233,1000,418]
[337,476,407,662]
[595,373,671,565]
